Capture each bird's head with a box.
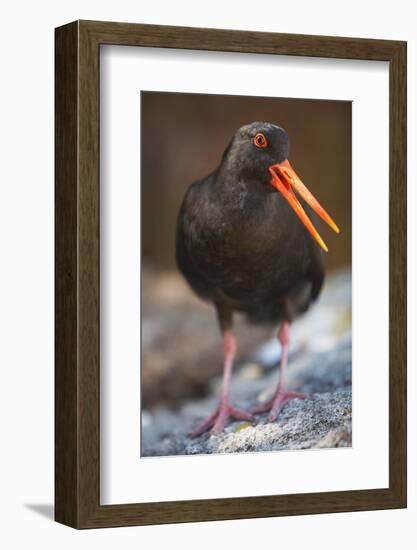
[221,122,340,252]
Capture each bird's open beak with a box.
[269,159,340,252]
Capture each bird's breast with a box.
[188,188,312,290]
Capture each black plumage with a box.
[176,122,324,327]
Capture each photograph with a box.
[0,0,409,542]
[140,91,352,457]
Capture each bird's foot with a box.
[190,402,254,438]
[250,390,309,422]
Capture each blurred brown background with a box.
[141,91,351,410]
[141,91,351,272]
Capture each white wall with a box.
[0,1,415,548]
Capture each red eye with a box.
[253,132,268,148]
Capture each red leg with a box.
[190,330,254,438]
[250,321,309,422]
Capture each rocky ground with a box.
[141,268,352,457]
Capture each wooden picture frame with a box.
[55,20,407,528]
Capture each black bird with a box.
[176,122,339,437]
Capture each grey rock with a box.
[141,269,352,457]
[141,342,352,457]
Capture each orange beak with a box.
[269,159,340,252]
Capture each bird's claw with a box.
[250,390,309,422]
[190,402,254,438]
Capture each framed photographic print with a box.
[55,20,407,528]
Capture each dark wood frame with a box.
[55,20,407,529]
